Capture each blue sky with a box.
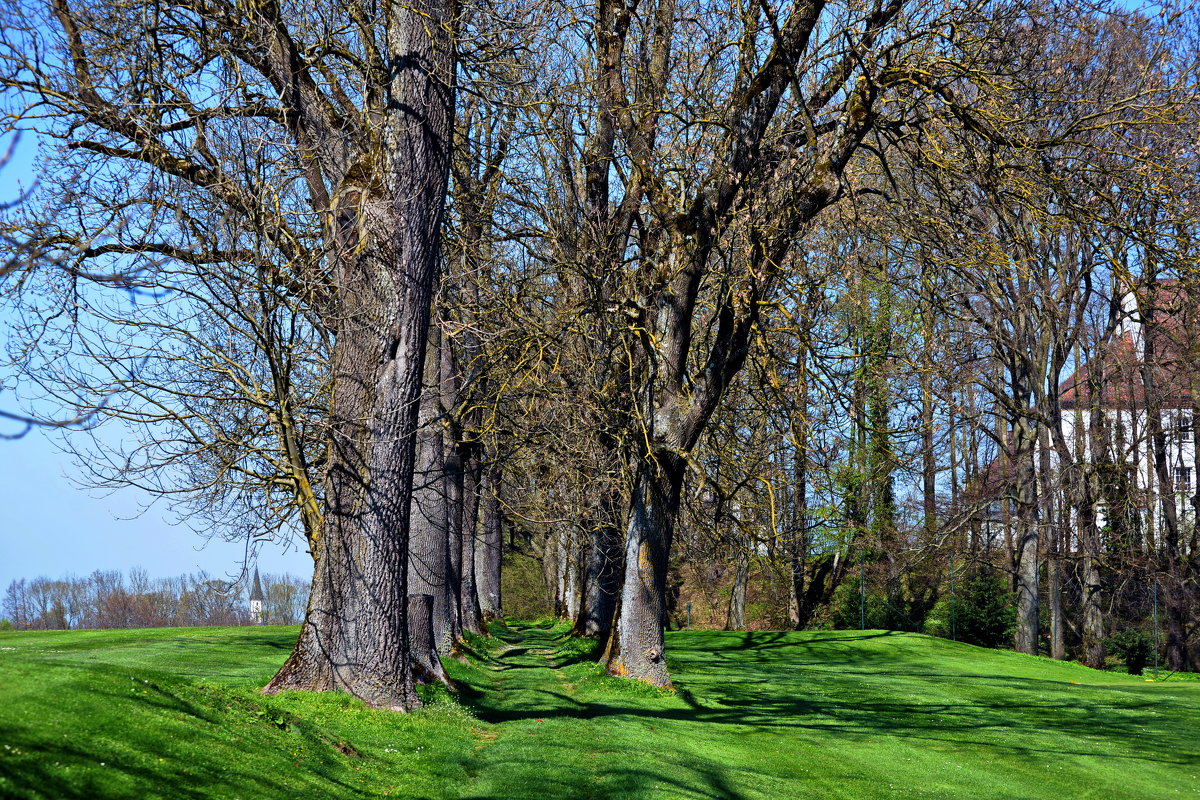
[0,426,311,591]
[0,133,311,595]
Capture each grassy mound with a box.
[0,623,1196,799]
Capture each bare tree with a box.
[1,0,457,709]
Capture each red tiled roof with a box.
[1060,283,1197,411]
[966,282,1198,510]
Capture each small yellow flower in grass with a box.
[1145,679,1155,682]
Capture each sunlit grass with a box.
[1,622,1197,799]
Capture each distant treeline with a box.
[0,568,309,630]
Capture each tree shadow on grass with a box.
[0,738,366,800]
[0,683,371,800]
[456,738,753,800]
[464,628,1197,769]
[469,687,1191,767]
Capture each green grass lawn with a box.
[1,623,1196,799]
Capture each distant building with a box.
[1061,285,1196,529]
[249,569,265,625]
[971,282,1198,550]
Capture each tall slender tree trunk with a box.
[409,333,455,655]
[540,532,561,616]
[921,367,937,535]
[1011,365,1041,656]
[444,444,465,641]
[476,456,504,620]
[1142,312,1189,671]
[789,428,810,630]
[440,332,465,643]
[1048,554,1066,660]
[1038,421,1065,661]
[573,488,623,642]
[263,0,455,709]
[1076,357,1108,668]
[996,389,1017,592]
[967,385,982,555]
[565,526,583,620]
[459,457,483,634]
[727,544,749,631]
[788,333,810,630]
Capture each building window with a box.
[1175,467,1192,492]
[1175,412,1192,436]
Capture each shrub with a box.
[924,569,1014,649]
[923,598,952,639]
[1107,629,1152,675]
[829,576,890,630]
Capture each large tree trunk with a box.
[476,457,504,620]
[606,455,685,687]
[408,593,451,686]
[262,0,454,709]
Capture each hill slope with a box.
[0,623,1196,799]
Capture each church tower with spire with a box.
[249,569,265,625]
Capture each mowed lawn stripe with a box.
[1,623,1197,799]
[662,629,1199,799]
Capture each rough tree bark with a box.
[441,334,466,644]
[1010,367,1041,656]
[263,0,456,709]
[408,593,451,686]
[476,455,504,620]
[728,545,750,631]
[459,456,484,634]
[408,326,455,657]
[608,456,687,687]
[572,494,623,642]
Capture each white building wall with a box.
[1048,407,1196,544]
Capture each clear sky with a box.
[0,133,311,595]
[0,426,311,592]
